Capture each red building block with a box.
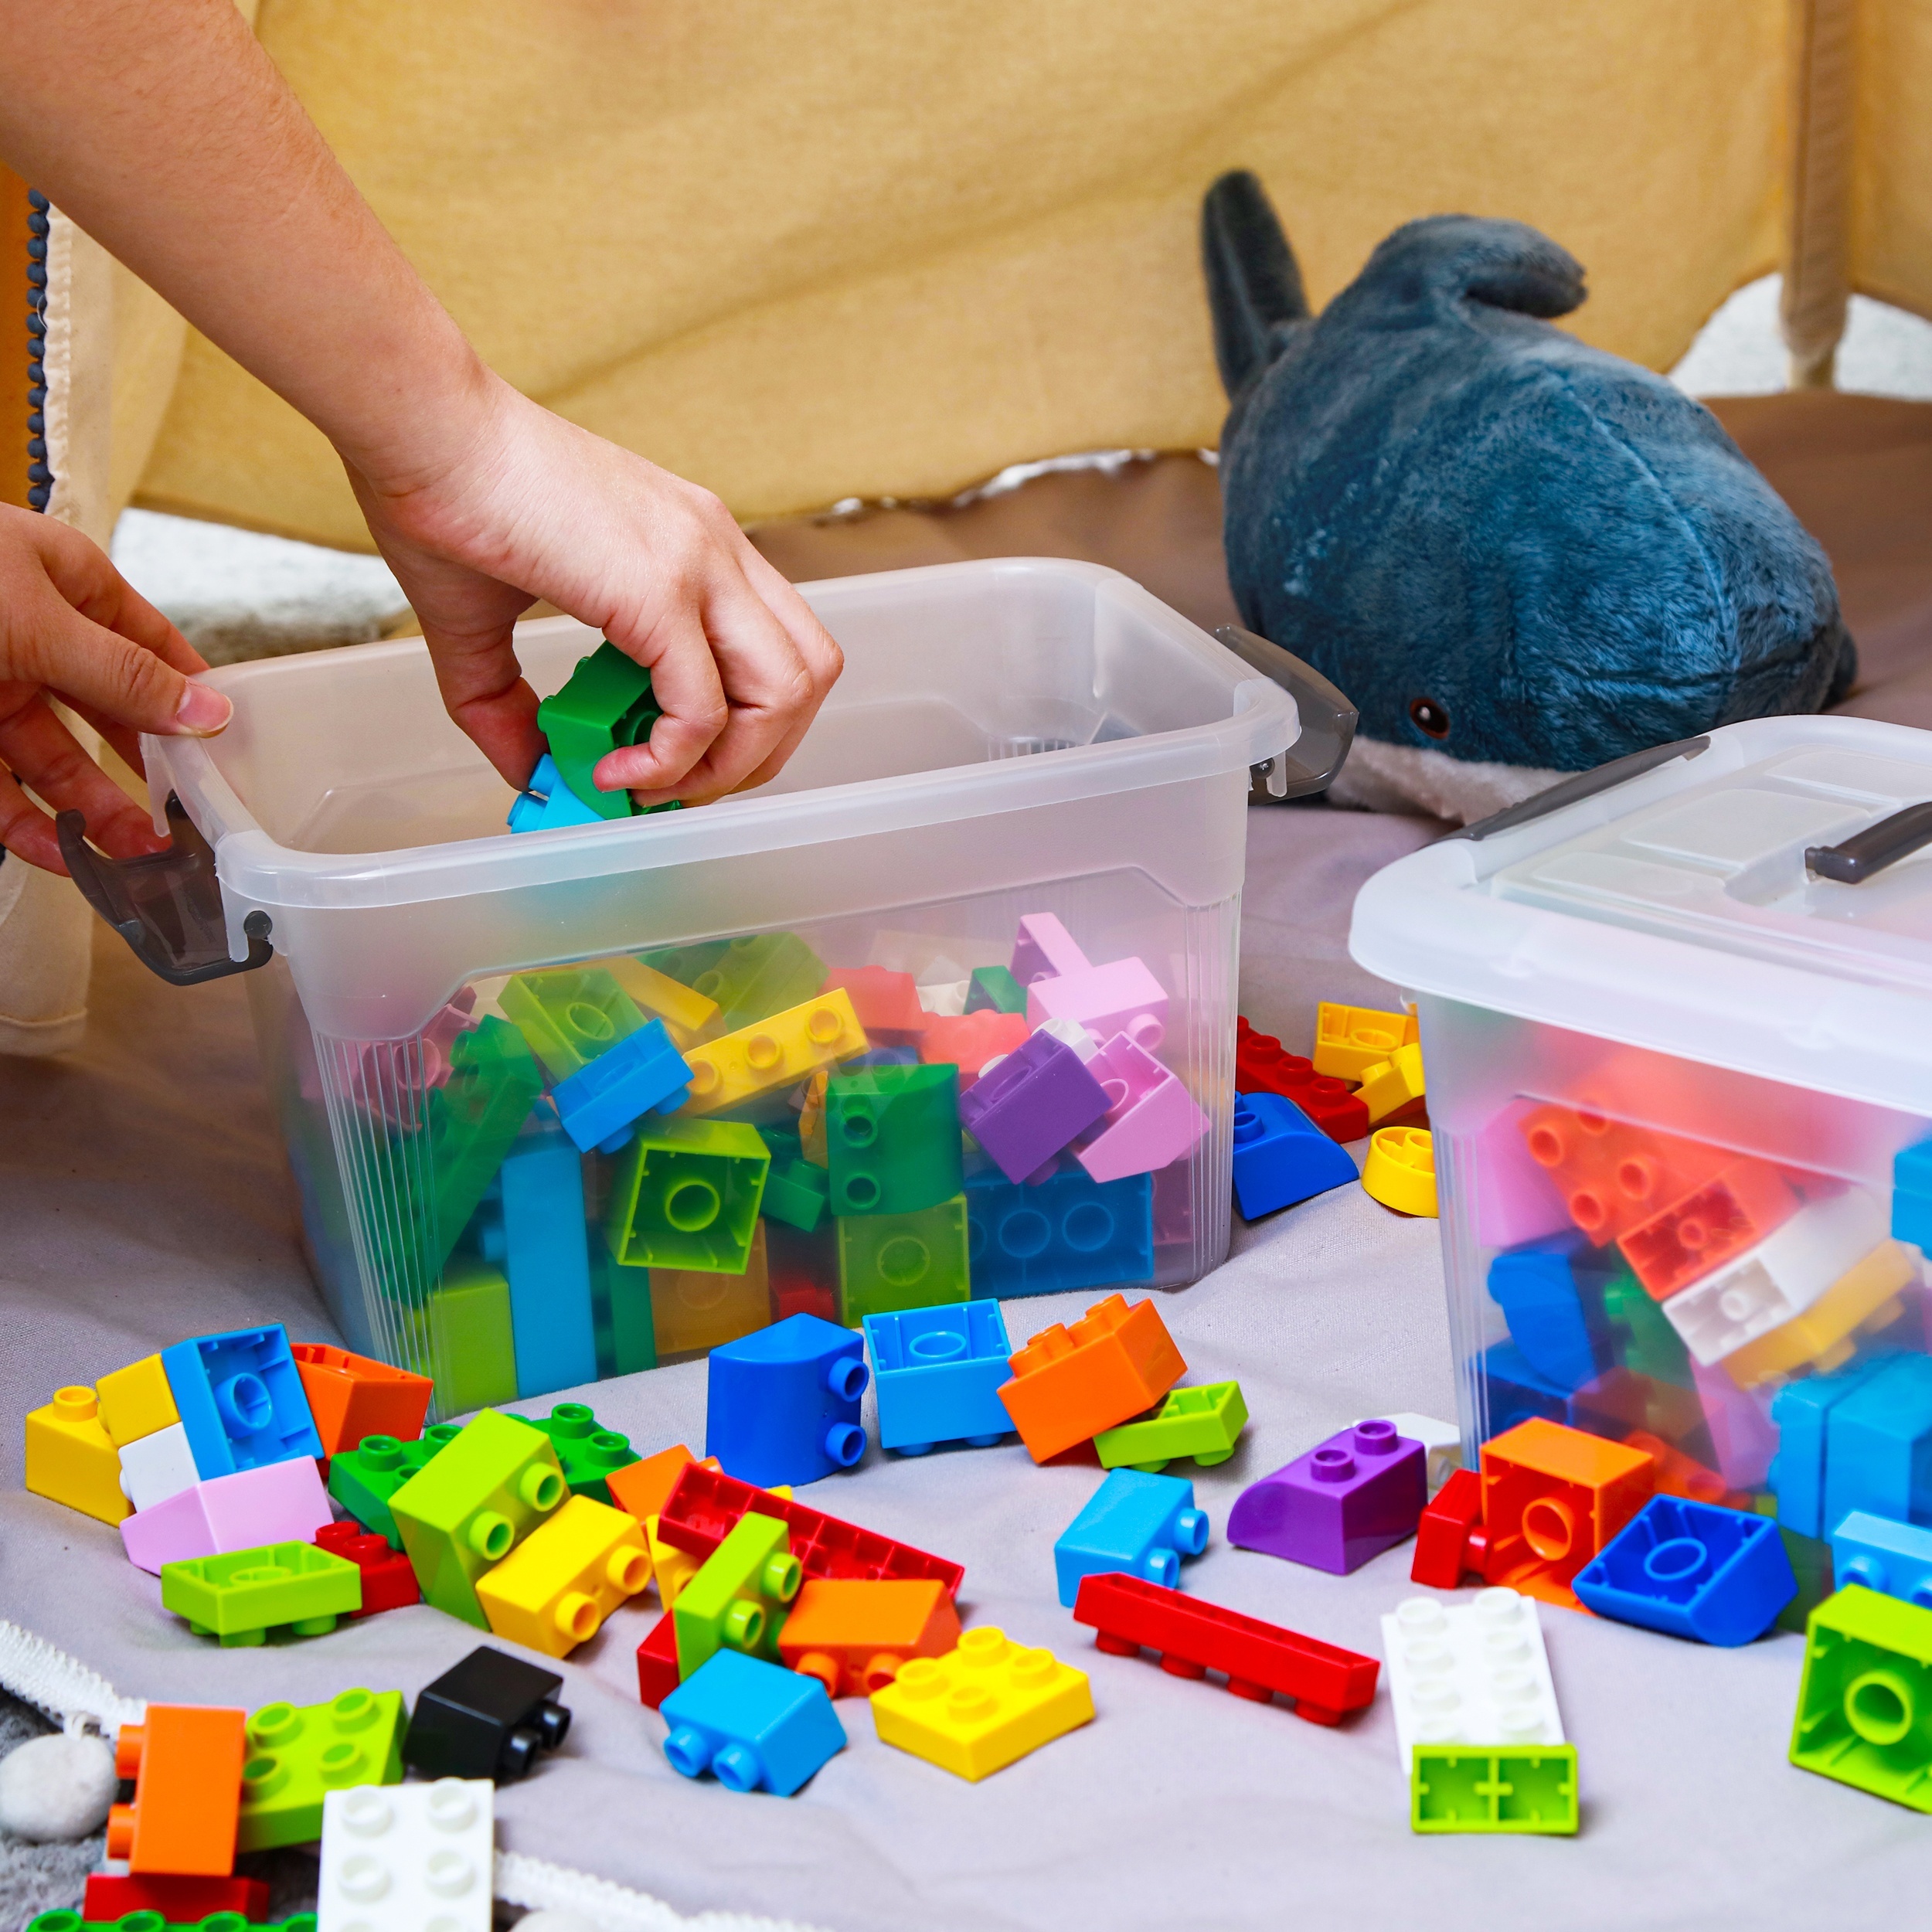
[316,1519,421,1615]
[1617,1159,1801,1300]
[1071,1572,1379,1725]
[1410,1466,1483,1589]
[85,1873,270,1923]
[1518,1105,1732,1247]
[919,1010,1028,1081]
[290,1343,433,1456]
[767,1220,838,1325]
[636,1609,681,1710]
[107,1705,247,1876]
[657,1461,964,1594]
[1234,1024,1369,1143]
[1480,1417,1655,1607]
[822,967,927,1045]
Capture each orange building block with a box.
[1623,1430,1749,1511]
[822,968,927,1045]
[607,1446,719,1523]
[1478,1418,1655,1610]
[289,1345,434,1456]
[777,1577,963,1696]
[1617,1158,1800,1301]
[997,1293,1187,1464]
[107,1705,247,1876]
[1519,1106,1733,1247]
[920,1010,1028,1080]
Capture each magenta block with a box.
[958,1030,1111,1184]
[1227,1420,1427,1575]
[120,1456,332,1576]
[1009,913,1090,988]
[1027,957,1169,1053]
[1691,1356,1778,1488]
[1474,1104,1573,1250]
[1075,1037,1209,1184]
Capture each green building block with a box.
[827,1063,963,1217]
[689,933,825,1032]
[537,640,662,821]
[160,1542,362,1648]
[836,1194,971,1322]
[1094,1381,1250,1471]
[596,1247,659,1373]
[326,1423,461,1547]
[389,1408,567,1629]
[604,1115,769,1271]
[237,1688,404,1851]
[1791,1584,1932,1809]
[672,1511,801,1679]
[420,1018,544,1273]
[1777,1526,1835,1635]
[639,939,732,988]
[758,1126,832,1233]
[1411,1745,1580,1835]
[499,967,645,1083]
[525,1400,641,1502]
[423,1259,519,1413]
[1603,1270,1694,1388]
[966,965,1026,1015]
[30,1916,318,1932]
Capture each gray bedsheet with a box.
[3,804,1924,1932]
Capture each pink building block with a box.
[1690,1356,1778,1489]
[1474,1104,1574,1250]
[351,991,477,1130]
[1075,1036,1209,1183]
[121,1456,332,1575]
[1027,957,1168,1053]
[1010,914,1090,988]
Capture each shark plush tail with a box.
[1201,171,1308,400]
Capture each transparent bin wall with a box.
[255,872,1236,1419]
[1422,992,1932,1520]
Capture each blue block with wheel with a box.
[706,1313,869,1488]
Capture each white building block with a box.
[1361,1413,1462,1495]
[117,1422,199,1512]
[1380,1589,1564,1773]
[318,1780,494,1932]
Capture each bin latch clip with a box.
[1213,626,1358,805]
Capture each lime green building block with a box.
[1791,1584,1932,1809]
[1777,1526,1835,1635]
[499,967,645,1083]
[1603,1271,1694,1388]
[326,1423,462,1547]
[421,1018,544,1273]
[640,939,731,987]
[836,1195,971,1322]
[758,1127,832,1233]
[160,1542,362,1648]
[237,1688,404,1851]
[604,1116,769,1272]
[424,1260,519,1413]
[1094,1381,1250,1471]
[536,640,662,821]
[389,1408,568,1629]
[827,1063,963,1217]
[689,933,825,1031]
[526,1400,641,1502]
[1411,1745,1580,1834]
[966,965,1026,1015]
[672,1511,801,1679]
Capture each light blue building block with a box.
[864,1302,1014,1455]
[1832,1511,1932,1608]
[161,1323,323,1480]
[507,753,605,833]
[1893,1137,1932,1250]
[1768,1355,1898,1536]
[1573,1496,1796,1645]
[964,1157,1152,1299]
[659,1650,847,1794]
[1053,1469,1209,1608]
[1823,1354,1932,1534]
[552,1017,691,1154]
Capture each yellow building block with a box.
[1356,1041,1427,1125]
[1312,1002,1416,1082]
[869,1626,1093,1781]
[650,1223,771,1357]
[798,1070,829,1168]
[25,1387,132,1525]
[646,1515,702,1607]
[474,1494,652,1657]
[96,1355,180,1448]
[605,956,723,1050]
[1723,1240,1916,1387]
[679,988,866,1116]
[1362,1126,1437,1217]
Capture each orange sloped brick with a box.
[607,1446,719,1523]
[777,1577,962,1696]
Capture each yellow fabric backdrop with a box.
[121,1,1804,545]
[1855,0,1932,325]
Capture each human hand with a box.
[345,372,843,808]
[0,504,230,872]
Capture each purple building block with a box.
[1227,1419,1426,1575]
[957,1029,1111,1185]
[1691,1356,1779,1489]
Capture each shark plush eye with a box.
[1408,697,1451,740]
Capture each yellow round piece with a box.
[1362,1126,1437,1217]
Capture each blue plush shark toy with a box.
[1202,172,1855,811]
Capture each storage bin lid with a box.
[1349,716,1932,1113]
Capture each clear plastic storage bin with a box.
[1351,717,1932,1580]
[136,560,1300,1417]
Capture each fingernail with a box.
[175,684,233,735]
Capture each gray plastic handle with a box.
[1806,801,1932,884]
[1212,625,1358,803]
[1454,736,1712,842]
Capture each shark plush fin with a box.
[1201,170,1308,400]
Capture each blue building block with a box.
[964,1157,1153,1299]
[1893,1137,1932,1250]
[659,1649,847,1794]
[1573,1496,1796,1645]
[1769,1355,1899,1536]
[1822,1352,1932,1534]
[1230,1090,1359,1219]
[863,1302,1014,1454]
[1052,1469,1209,1608]
[706,1312,869,1488]
[162,1324,324,1480]
[476,1105,598,1400]
[1485,1232,1614,1393]
[1831,1510,1932,1608]
[507,753,605,833]
[1479,1340,1572,1437]
[551,1016,692,1154]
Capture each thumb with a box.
[26,597,232,739]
